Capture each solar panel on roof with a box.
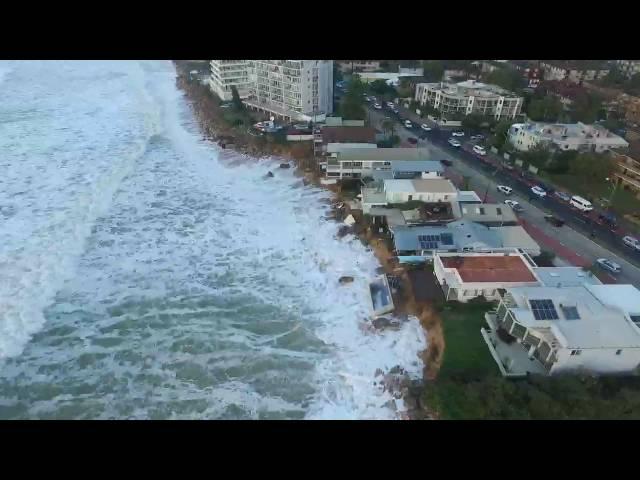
[560,305,580,320]
[529,299,559,320]
[440,233,454,245]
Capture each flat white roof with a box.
[384,178,457,194]
[586,284,640,315]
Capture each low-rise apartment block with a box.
[509,122,629,153]
[615,60,640,79]
[611,141,640,198]
[338,60,381,73]
[540,61,610,84]
[415,80,523,120]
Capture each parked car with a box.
[387,102,395,108]
[622,235,640,251]
[598,211,617,228]
[496,185,513,195]
[440,159,453,167]
[421,124,432,131]
[554,191,571,202]
[373,103,382,109]
[451,131,465,137]
[504,199,523,212]
[596,258,622,274]
[544,215,565,227]
[472,145,487,156]
[470,134,485,140]
[448,138,462,147]
[531,186,547,198]
[404,120,413,128]
[408,137,418,145]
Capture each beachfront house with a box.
[390,220,540,259]
[432,251,601,303]
[482,284,640,377]
[326,148,440,180]
[460,203,518,227]
[362,178,455,214]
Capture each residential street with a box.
[364,102,640,288]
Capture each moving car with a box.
[504,199,523,212]
[596,258,622,274]
[421,124,432,131]
[470,134,485,140]
[404,120,413,128]
[531,186,547,198]
[387,102,395,108]
[448,138,462,147]
[373,103,382,109]
[544,215,565,227]
[451,131,465,137]
[569,195,594,212]
[496,185,513,195]
[440,159,453,167]
[554,191,571,202]
[472,145,487,156]
[622,235,640,251]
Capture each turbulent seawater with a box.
[0,60,426,419]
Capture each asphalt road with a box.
[364,100,640,287]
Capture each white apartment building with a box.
[483,284,640,377]
[244,60,333,122]
[616,60,640,78]
[508,122,629,153]
[540,61,610,84]
[414,80,523,120]
[208,60,254,101]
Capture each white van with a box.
[569,195,593,212]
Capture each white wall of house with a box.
[551,346,640,375]
[385,190,456,203]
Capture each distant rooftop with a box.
[534,267,602,288]
[384,178,457,194]
[321,126,377,144]
[418,79,520,98]
[440,254,538,283]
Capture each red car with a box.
[408,137,418,145]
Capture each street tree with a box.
[527,96,563,122]
[423,60,444,82]
[569,153,614,185]
[230,85,244,111]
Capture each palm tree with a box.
[382,118,395,139]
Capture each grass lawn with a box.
[438,302,499,379]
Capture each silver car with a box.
[596,258,622,274]
[623,235,640,251]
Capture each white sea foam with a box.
[0,61,427,419]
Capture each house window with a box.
[616,349,622,355]
[479,207,485,215]
[570,349,582,356]
[496,208,502,215]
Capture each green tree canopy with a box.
[339,75,366,120]
[369,79,396,96]
[485,67,525,93]
[488,119,512,150]
[527,96,563,122]
[569,153,614,186]
[422,60,444,82]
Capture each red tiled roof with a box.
[441,255,538,283]
[321,126,377,144]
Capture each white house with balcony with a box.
[483,284,640,377]
[326,148,443,180]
